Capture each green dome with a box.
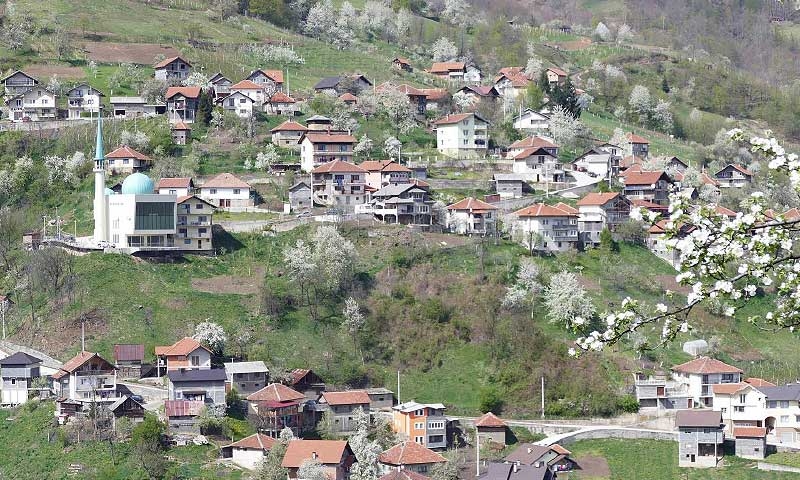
[104,187,115,195]
[121,172,154,195]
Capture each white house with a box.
[572,146,616,178]
[512,109,550,132]
[198,173,253,210]
[224,433,276,470]
[6,88,56,122]
[1,70,38,97]
[506,136,558,159]
[154,56,192,81]
[230,80,268,105]
[511,203,579,252]
[176,195,215,252]
[245,69,284,91]
[66,84,103,120]
[433,112,490,158]
[299,132,356,173]
[359,160,412,190]
[105,145,152,175]
[52,352,119,419]
[219,91,257,118]
[155,337,212,375]
[156,177,194,196]
[445,197,498,235]
[712,382,769,432]
[510,147,564,182]
[0,352,42,406]
[714,164,753,188]
[494,67,530,100]
[576,192,631,246]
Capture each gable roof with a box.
[379,441,447,466]
[625,132,650,144]
[231,79,264,90]
[249,69,284,84]
[156,177,193,189]
[430,62,466,73]
[715,164,753,177]
[675,410,721,428]
[514,203,578,217]
[446,197,498,212]
[172,121,191,131]
[311,160,365,174]
[509,136,557,150]
[154,337,211,357]
[290,368,324,386]
[711,382,750,395]
[623,170,671,186]
[546,67,567,77]
[0,351,41,366]
[113,344,144,362]
[733,427,767,438]
[227,433,277,451]
[577,192,621,207]
[52,351,115,380]
[321,390,371,406]
[209,72,230,84]
[165,86,201,99]
[420,88,449,101]
[269,92,296,103]
[167,368,227,383]
[271,120,307,132]
[282,440,350,467]
[672,356,742,375]
[224,361,269,375]
[176,194,217,208]
[303,133,357,144]
[511,147,558,161]
[338,92,358,102]
[504,443,553,465]
[359,160,412,173]
[434,112,489,126]
[475,412,507,428]
[0,70,38,83]
[460,85,499,97]
[314,76,342,90]
[67,83,104,96]
[247,383,305,403]
[746,377,776,388]
[106,145,151,161]
[109,395,145,412]
[202,172,251,189]
[154,55,191,69]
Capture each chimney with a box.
[512,464,518,473]
[312,452,318,460]
[527,447,532,454]
[534,462,541,468]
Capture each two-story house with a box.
[360,160,413,190]
[456,85,500,107]
[156,177,194,196]
[446,197,498,235]
[66,83,104,120]
[313,75,372,95]
[0,352,41,406]
[622,170,673,205]
[247,383,308,437]
[113,344,145,379]
[512,109,550,133]
[359,183,434,225]
[210,72,232,100]
[166,86,200,124]
[712,381,769,432]
[434,113,490,158]
[219,91,258,118]
[282,440,356,480]
[511,203,580,253]
[289,368,326,402]
[571,146,618,179]
[53,351,118,420]
[154,56,192,81]
[230,80,269,105]
[676,410,724,467]
[271,120,308,149]
[714,164,753,188]
[288,181,312,213]
[167,368,227,405]
[265,92,298,116]
[509,147,565,183]
[392,401,447,449]
[1,70,38,97]
[378,441,447,474]
[493,174,529,199]
[105,145,152,175]
[544,67,567,86]
[635,357,742,411]
[623,132,650,159]
[429,62,466,81]
[6,87,56,122]
[760,384,800,443]
[576,192,631,246]
[310,160,366,212]
[177,195,215,252]
[198,173,253,210]
[376,83,428,116]
[318,390,371,434]
[246,69,285,91]
[154,337,212,376]
[494,67,530,100]
[224,361,269,397]
[300,132,357,172]
[507,136,558,159]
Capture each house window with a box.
[199,228,207,235]
[414,409,424,416]
[414,422,424,429]
[210,189,217,194]
[781,415,791,423]
[198,216,207,222]
[734,406,745,413]
[768,401,777,408]
[352,175,360,181]
[739,394,747,403]
[196,204,203,209]
[169,189,177,195]
[414,436,424,444]
[721,407,727,413]
[781,401,790,408]
[191,355,200,367]
[339,145,347,152]
[233,189,241,195]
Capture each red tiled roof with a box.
[420,88,449,101]
[106,145,151,161]
[113,344,144,362]
[632,198,666,211]
[359,160,411,173]
[475,412,507,428]
[52,351,105,380]
[379,471,430,480]
[434,113,473,125]
[321,390,370,406]
[338,92,358,102]
[172,121,191,130]
[715,205,737,218]
[509,136,557,150]
[271,120,307,132]
[672,356,742,375]
[156,177,192,189]
[269,92,296,103]
[511,147,557,160]
[304,133,357,144]
[231,79,264,90]
[166,86,201,99]
[227,433,277,451]
[623,170,670,186]
[154,55,191,69]
[379,442,447,466]
[393,57,412,66]
[411,178,430,188]
[701,172,720,187]
[730,164,753,176]
[746,378,776,387]
[446,197,498,212]
[711,383,749,395]
[577,192,620,206]
[430,62,465,73]
[289,368,311,385]
[176,195,216,208]
[734,427,767,438]
[253,69,284,84]
[311,160,365,174]
[154,337,210,357]
[165,399,204,417]
[547,67,567,77]
[282,440,349,468]
[202,172,251,189]
[626,132,650,144]
[550,444,571,455]
[247,383,305,403]
[514,203,578,217]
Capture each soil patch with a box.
[191,267,265,295]
[559,38,593,51]
[83,42,181,64]
[570,455,611,479]
[25,65,86,80]
[655,274,691,294]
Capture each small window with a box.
[233,189,241,195]
[210,189,217,194]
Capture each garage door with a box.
[781,431,794,443]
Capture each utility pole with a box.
[397,370,401,404]
[1,301,6,339]
[541,376,545,419]
[476,431,481,476]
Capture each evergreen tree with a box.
[538,70,550,94]
[661,77,670,93]
[550,77,581,118]
[197,89,214,126]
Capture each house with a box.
[339,92,358,106]
[571,146,617,179]
[52,352,118,419]
[247,383,307,436]
[314,74,372,95]
[392,57,413,72]
[474,412,507,445]
[220,91,257,118]
[479,462,554,480]
[306,114,334,131]
[576,192,631,246]
[154,56,192,81]
[110,96,165,118]
[466,65,483,83]
[420,88,450,111]
[647,220,694,269]
[434,112,490,158]
[545,67,567,86]
[366,387,396,410]
[759,384,800,443]
[446,197,498,235]
[495,68,531,100]
[289,368,326,401]
[634,356,742,410]
[504,443,575,472]
[0,341,62,377]
[676,410,724,467]
[223,433,277,470]
[624,132,650,159]
[210,72,232,100]
[714,164,753,188]
[177,195,215,252]
[733,427,767,459]
[154,337,212,375]
[378,441,447,474]
[113,344,145,379]
[493,174,528,199]
[166,86,201,124]
[105,145,152,175]
[310,160,367,212]
[230,79,269,105]
[300,132,357,172]
[509,148,564,182]
[271,120,308,149]
[5,88,56,122]
[171,121,191,145]
[108,395,146,427]
[167,368,227,405]
[318,390,372,434]
[711,382,768,432]
[622,170,673,205]
[512,109,550,132]
[246,69,285,91]
[66,84,103,120]
[357,183,434,226]
[0,352,41,406]
[360,160,412,190]
[511,203,580,252]
[265,92,298,115]
[198,173,254,209]
[429,62,466,81]
[282,440,356,480]
[165,399,205,434]
[376,83,428,115]
[156,177,194,196]
[507,136,558,158]
[456,85,500,106]
[288,182,313,213]
[391,401,447,449]
[224,361,269,397]
[1,70,38,96]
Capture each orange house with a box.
[391,401,447,449]
[155,337,212,376]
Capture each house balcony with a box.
[177,220,211,226]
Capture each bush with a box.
[478,386,503,414]
[617,394,640,413]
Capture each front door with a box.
[198,240,202,249]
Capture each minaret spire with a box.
[94,114,104,167]
[93,112,109,244]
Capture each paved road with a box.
[119,381,167,412]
